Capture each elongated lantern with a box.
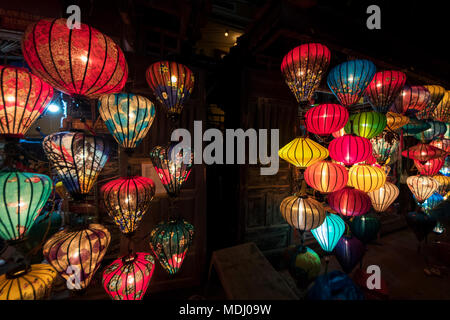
[281,43,331,103]
[280,195,326,231]
[414,157,445,176]
[98,93,156,151]
[0,171,52,241]
[344,111,386,139]
[304,161,348,193]
[327,187,371,217]
[414,121,447,141]
[305,103,348,135]
[0,66,53,138]
[367,181,399,212]
[0,264,57,300]
[149,143,193,198]
[364,70,406,113]
[43,224,111,290]
[416,85,446,120]
[327,60,376,107]
[432,174,450,196]
[402,118,431,136]
[370,130,399,165]
[401,142,446,162]
[102,252,155,300]
[146,61,194,120]
[328,134,372,166]
[406,175,439,203]
[430,138,450,153]
[101,176,155,235]
[43,131,110,198]
[311,212,345,253]
[334,236,365,274]
[22,18,127,98]
[279,137,329,168]
[386,112,409,131]
[348,165,386,192]
[432,90,450,123]
[391,85,430,115]
[149,219,194,274]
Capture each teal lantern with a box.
[311,212,345,253]
[289,246,321,289]
[349,215,380,244]
[440,157,450,176]
[24,210,62,252]
[413,121,447,141]
[0,171,52,242]
[417,192,444,213]
[370,130,399,165]
[402,118,431,136]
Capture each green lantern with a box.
[349,215,380,244]
[0,171,52,242]
[345,111,386,139]
[289,246,321,288]
[24,211,62,254]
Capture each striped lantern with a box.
[414,157,446,176]
[386,112,409,131]
[401,142,446,162]
[348,164,386,192]
[311,212,345,253]
[416,85,446,120]
[327,187,371,217]
[344,111,387,139]
[349,215,380,243]
[328,134,372,166]
[304,104,349,135]
[370,130,399,165]
[430,138,450,153]
[432,175,450,196]
[334,236,365,274]
[304,161,348,193]
[391,85,431,115]
[367,181,399,212]
[402,118,431,136]
[432,90,450,123]
[280,195,326,231]
[364,70,407,113]
[414,121,447,141]
[406,175,440,203]
[278,137,329,168]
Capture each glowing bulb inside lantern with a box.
[6,95,15,102]
[80,55,88,62]
[348,76,354,82]
[171,75,177,83]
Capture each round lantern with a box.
[391,85,431,115]
[414,121,447,141]
[334,236,365,274]
[430,138,450,153]
[344,111,386,139]
[328,134,372,166]
[289,246,321,288]
[416,85,446,120]
[279,137,329,168]
[98,93,156,151]
[281,43,331,103]
[22,18,127,99]
[401,142,446,162]
[348,164,386,192]
[364,70,406,113]
[149,142,193,198]
[402,118,431,136]
[280,195,326,231]
[102,252,155,300]
[43,224,111,291]
[414,157,446,176]
[304,161,348,193]
[327,187,371,217]
[432,174,450,196]
[0,66,53,138]
[311,212,345,253]
[367,181,399,212]
[146,61,194,120]
[349,215,380,243]
[43,131,110,198]
[304,103,348,135]
[417,192,444,213]
[432,90,450,123]
[370,130,399,165]
[101,176,155,235]
[0,171,52,242]
[385,112,409,131]
[406,175,439,203]
[149,219,194,275]
[0,264,57,300]
[327,60,376,107]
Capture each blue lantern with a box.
[311,213,345,253]
[439,156,450,176]
[414,121,447,141]
[418,192,444,213]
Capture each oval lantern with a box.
[402,118,431,136]
[327,60,376,107]
[370,130,399,165]
[414,157,446,176]
[432,90,450,123]
[101,176,155,235]
[385,112,409,131]
[0,264,57,300]
[305,103,348,135]
[417,192,444,213]
[333,235,365,274]
[102,252,155,300]
[149,142,193,198]
[432,174,450,196]
[0,66,53,138]
[289,246,321,288]
[367,181,399,212]
[149,219,194,275]
[401,142,446,162]
[430,138,450,153]
[327,187,371,217]
[349,215,381,243]
[391,85,431,115]
[43,224,111,291]
[22,18,127,99]
[98,93,156,151]
[280,195,326,231]
[414,121,447,141]
[344,111,386,139]
[43,131,110,199]
[416,85,446,120]
[281,43,331,103]
[348,164,386,192]
[364,70,406,113]
[146,61,194,120]
[304,161,348,193]
[311,212,345,253]
[0,171,52,242]
[328,134,372,166]
[279,137,329,168]
[406,175,439,203]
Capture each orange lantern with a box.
[386,112,409,131]
[304,161,348,193]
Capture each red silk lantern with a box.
[327,187,371,217]
[328,134,373,166]
[430,138,450,153]
[22,18,128,99]
[401,143,446,162]
[102,252,155,300]
[305,104,349,135]
[365,70,407,113]
[414,157,446,176]
[304,161,348,193]
[391,85,430,115]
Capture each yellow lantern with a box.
[367,181,399,212]
[432,175,450,196]
[280,195,326,231]
[386,112,409,131]
[433,90,450,123]
[278,137,329,168]
[406,175,439,203]
[348,164,386,192]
